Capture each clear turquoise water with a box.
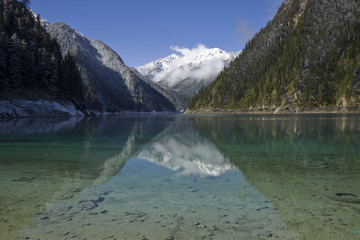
[0,114,359,240]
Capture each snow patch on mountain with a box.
[136,44,240,88]
[47,22,176,113]
[30,10,51,28]
[0,100,85,118]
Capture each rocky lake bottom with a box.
[0,114,359,239]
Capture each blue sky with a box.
[30,0,283,67]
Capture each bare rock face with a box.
[47,22,176,113]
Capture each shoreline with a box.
[1,100,360,118]
[0,100,181,119]
[185,106,360,114]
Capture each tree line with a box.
[188,0,360,110]
[0,0,83,102]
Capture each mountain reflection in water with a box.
[0,114,359,240]
[0,116,169,239]
[138,121,235,176]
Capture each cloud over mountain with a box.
[136,44,240,109]
[140,44,239,87]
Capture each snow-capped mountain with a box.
[136,54,180,80]
[136,45,240,109]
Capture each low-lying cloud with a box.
[149,44,238,87]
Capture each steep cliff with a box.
[47,22,176,113]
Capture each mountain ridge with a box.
[188,0,360,112]
[47,22,176,113]
[1,1,176,117]
[136,45,240,110]
[0,1,88,117]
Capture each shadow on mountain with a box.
[47,22,176,113]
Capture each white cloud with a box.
[151,44,237,87]
[137,131,235,177]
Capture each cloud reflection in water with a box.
[138,127,236,177]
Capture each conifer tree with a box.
[0,33,9,93]
[0,0,84,103]
[8,33,22,89]
[189,0,360,110]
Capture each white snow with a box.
[0,100,85,118]
[136,44,240,88]
[30,10,51,28]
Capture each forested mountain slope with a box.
[189,0,360,112]
[0,0,175,117]
[0,0,85,116]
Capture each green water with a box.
[0,114,359,240]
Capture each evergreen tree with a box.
[22,0,30,8]
[0,0,84,103]
[60,51,83,101]
[0,0,4,32]
[7,33,22,89]
[189,0,360,110]
[0,33,9,94]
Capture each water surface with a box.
[0,114,359,239]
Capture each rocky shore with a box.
[186,106,360,114]
[0,100,178,118]
[1,100,359,118]
[0,100,87,118]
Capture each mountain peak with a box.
[137,46,240,84]
[136,46,240,109]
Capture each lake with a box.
[0,114,359,240]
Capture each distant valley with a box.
[136,46,239,110]
[0,0,238,117]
